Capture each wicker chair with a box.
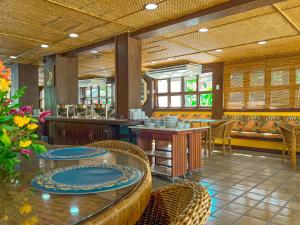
[87,140,150,165]
[280,123,300,168]
[136,182,211,225]
[211,120,235,155]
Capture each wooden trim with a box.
[225,108,300,112]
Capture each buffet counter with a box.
[43,117,142,145]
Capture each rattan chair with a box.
[136,182,211,225]
[211,120,235,155]
[87,140,150,165]
[280,123,300,167]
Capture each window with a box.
[200,93,212,107]
[248,91,265,108]
[230,73,243,87]
[158,96,168,108]
[170,78,181,92]
[250,70,264,86]
[296,69,300,84]
[80,83,113,105]
[157,80,168,93]
[155,73,213,109]
[170,95,182,107]
[225,59,300,110]
[271,70,289,86]
[228,92,244,109]
[184,76,197,92]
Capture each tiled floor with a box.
[152,150,300,225]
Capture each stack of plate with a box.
[152,119,164,127]
[165,116,178,128]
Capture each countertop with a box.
[129,125,209,133]
[45,116,143,126]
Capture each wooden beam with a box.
[273,4,300,34]
[131,0,286,39]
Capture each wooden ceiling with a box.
[2,0,300,78]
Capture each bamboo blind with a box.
[224,53,300,110]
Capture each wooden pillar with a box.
[115,33,142,119]
[44,54,78,115]
[11,63,39,109]
[203,62,224,119]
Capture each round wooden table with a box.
[0,147,152,225]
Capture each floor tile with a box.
[235,216,267,225]
[213,209,241,223]
[214,192,238,202]
[242,192,266,201]
[247,208,276,222]
[262,196,287,207]
[255,202,282,214]
[223,202,251,215]
[233,197,260,207]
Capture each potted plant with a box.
[0,61,50,181]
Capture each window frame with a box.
[154,72,213,110]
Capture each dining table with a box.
[0,146,151,225]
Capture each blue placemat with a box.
[31,164,142,194]
[39,147,108,160]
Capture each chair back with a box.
[224,120,235,139]
[281,123,300,146]
[87,140,150,165]
[136,182,211,225]
[211,120,235,139]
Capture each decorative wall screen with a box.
[224,54,300,110]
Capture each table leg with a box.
[291,129,296,169]
[188,131,202,172]
[208,126,212,159]
[171,133,188,177]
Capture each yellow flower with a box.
[19,203,32,214]
[22,216,39,225]
[27,123,38,130]
[13,116,30,128]
[19,140,32,148]
[0,78,10,92]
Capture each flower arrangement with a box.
[0,60,50,179]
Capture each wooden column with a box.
[115,33,142,119]
[203,62,224,119]
[11,63,39,109]
[44,54,78,115]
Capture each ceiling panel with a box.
[169,12,298,52]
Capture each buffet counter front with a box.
[43,117,142,145]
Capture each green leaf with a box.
[30,134,38,139]
[31,143,47,154]
[2,124,18,132]
[0,115,13,124]
[0,129,11,147]
[11,87,26,100]
[30,118,38,123]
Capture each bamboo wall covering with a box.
[224,52,300,110]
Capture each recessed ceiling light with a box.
[258,41,267,45]
[215,49,223,52]
[90,50,98,54]
[168,58,174,61]
[41,44,49,48]
[145,3,158,10]
[69,33,79,38]
[198,28,209,33]
[151,61,157,64]
[10,56,17,59]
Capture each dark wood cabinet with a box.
[49,122,116,145]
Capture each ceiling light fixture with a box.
[198,28,209,33]
[151,61,157,64]
[215,49,223,52]
[168,58,174,61]
[90,50,98,54]
[145,3,158,10]
[69,33,79,38]
[10,56,17,59]
[41,44,49,48]
[258,41,267,45]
